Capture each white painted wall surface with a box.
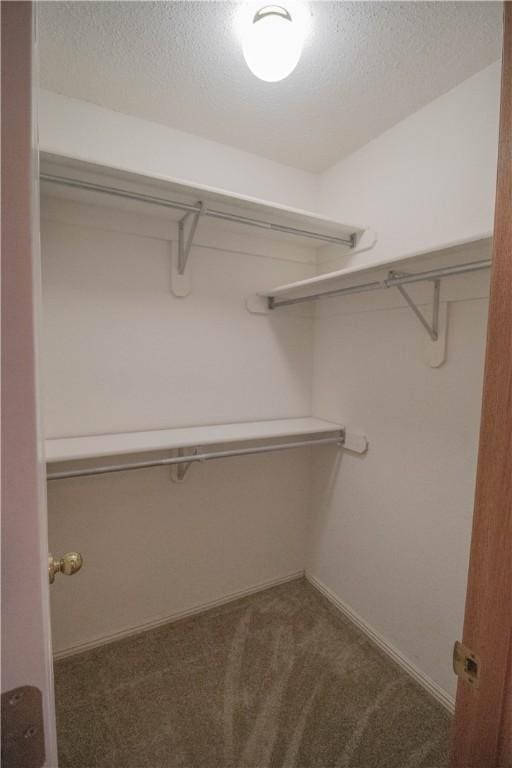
[38,90,318,211]
[318,62,500,272]
[308,64,499,700]
[41,194,314,653]
[308,271,489,699]
[41,197,314,437]
[48,449,309,655]
[43,62,497,700]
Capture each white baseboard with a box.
[52,570,304,660]
[305,572,455,714]
[54,569,456,715]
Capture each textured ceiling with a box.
[38,1,503,172]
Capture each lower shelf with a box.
[45,417,344,463]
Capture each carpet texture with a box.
[54,578,451,767]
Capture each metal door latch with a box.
[453,640,480,688]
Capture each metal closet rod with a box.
[46,432,345,481]
[268,258,492,309]
[40,173,356,248]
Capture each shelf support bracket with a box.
[170,447,199,483]
[389,272,440,341]
[178,202,204,275]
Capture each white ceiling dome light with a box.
[241,5,308,83]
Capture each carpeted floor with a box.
[54,578,451,767]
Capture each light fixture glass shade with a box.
[242,6,304,82]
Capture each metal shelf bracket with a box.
[178,201,204,275]
[389,271,441,341]
[387,270,447,367]
[170,447,199,483]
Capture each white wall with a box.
[42,62,499,700]
[48,448,310,655]
[318,62,500,272]
[42,194,314,653]
[307,64,500,701]
[308,261,489,701]
[38,90,318,211]
[41,197,315,437]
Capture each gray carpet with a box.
[54,578,451,767]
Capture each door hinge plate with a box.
[453,641,480,688]
[1,686,45,768]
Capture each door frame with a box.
[1,2,58,765]
[450,4,512,767]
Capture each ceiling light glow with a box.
[241,5,306,82]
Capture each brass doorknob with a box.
[48,552,83,584]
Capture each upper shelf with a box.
[39,153,365,250]
[259,233,493,308]
[45,417,344,463]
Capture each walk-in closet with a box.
[2,1,511,767]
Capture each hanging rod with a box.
[40,173,356,248]
[46,431,345,480]
[268,258,492,309]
